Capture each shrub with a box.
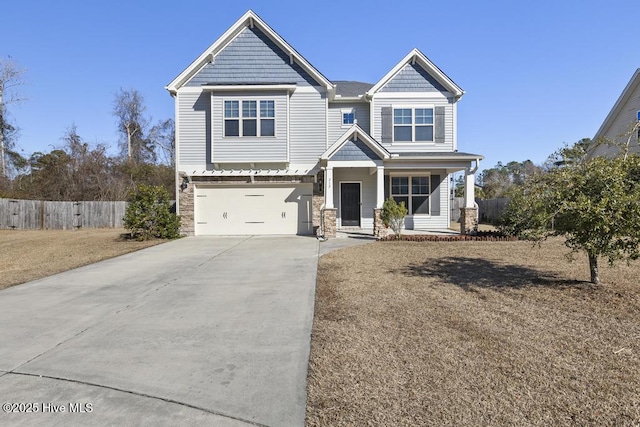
[381,197,407,239]
[124,184,181,240]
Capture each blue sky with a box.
[2,0,639,173]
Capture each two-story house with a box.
[166,10,482,237]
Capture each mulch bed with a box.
[380,230,517,242]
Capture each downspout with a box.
[464,158,481,210]
[469,158,480,174]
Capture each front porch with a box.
[316,124,482,238]
[318,164,480,238]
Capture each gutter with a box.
[387,154,484,162]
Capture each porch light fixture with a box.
[180,177,189,191]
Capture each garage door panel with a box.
[194,184,312,235]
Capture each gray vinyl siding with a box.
[327,103,370,144]
[211,91,288,162]
[385,169,450,230]
[185,27,317,87]
[413,171,449,230]
[177,90,209,168]
[373,96,454,153]
[380,63,447,92]
[332,138,379,161]
[333,169,376,229]
[289,89,327,164]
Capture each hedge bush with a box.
[124,184,181,241]
[381,197,407,239]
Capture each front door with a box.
[340,183,361,227]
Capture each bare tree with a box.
[113,88,154,164]
[149,118,175,166]
[0,57,27,178]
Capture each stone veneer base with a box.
[459,207,478,235]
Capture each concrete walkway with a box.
[0,236,319,426]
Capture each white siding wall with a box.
[211,91,288,162]
[333,169,376,229]
[593,84,640,157]
[289,87,327,164]
[327,103,370,144]
[177,89,208,169]
[373,95,454,153]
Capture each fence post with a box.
[74,202,82,229]
[10,200,18,229]
[39,200,44,230]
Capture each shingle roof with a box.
[333,80,374,97]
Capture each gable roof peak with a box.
[594,68,640,140]
[321,124,390,161]
[367,48,464,99]
[166,10,334,94]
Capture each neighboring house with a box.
[590,68,640,158]
[166,10,483,237]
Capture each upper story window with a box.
[342,108,355,127]
[393,108,433,142]
[224,100,275,137]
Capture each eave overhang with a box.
[388,152,483,162]
[593,68,640,141]
[200,84,297,92]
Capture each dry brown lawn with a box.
[0,229,164,290]
[307,238,640,426]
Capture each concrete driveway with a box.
[0,236,319,426]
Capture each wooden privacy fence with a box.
[450,197,463,222]
[477,198,510,223]
[0,198,128,230]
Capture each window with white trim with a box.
[224,100,275,137]
[393,107,433,142]
[391,175,430,214]
[342,108,355,127]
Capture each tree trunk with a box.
[126,126,132,162]
[0,87,6,178]
[588,254,600,284]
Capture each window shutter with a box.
[381,107,392,143]
[431,174,441,216]
[434,107,445,144]
[384,175,389,200]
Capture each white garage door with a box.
[194,184,313,235]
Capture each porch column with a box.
[464,168,475,208]
[324,167,334,209]
[461,167,479,235]
[376,166,385,208]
